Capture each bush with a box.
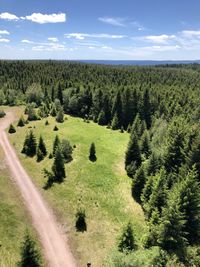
[53,125,59,131]
[75,209,87,232]
[8,124,16,134]
[0,110,5,118]
[56,108,64,123]
[118,222,135,253]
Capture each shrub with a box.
[75,209,87,232]
[8,124,16,134]
[0,110,5,118]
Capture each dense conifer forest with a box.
[1,60,200,265]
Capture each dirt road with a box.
[0,111,76,267]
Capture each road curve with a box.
[0,111,76,267]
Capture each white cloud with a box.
[21,39,34,44]
[48,37,58,42]
[32,42,68,51]
[65,33,126,40]
[181,30,200,38]
[25,13,66,24]
[0,12,19,21]
[139,34,176,44]
[0,30,10,35]
[98,17,125,27]
[0,38,10,43]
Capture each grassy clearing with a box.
[0,147,32,267]
[9,107,147,266]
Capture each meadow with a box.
[8,107,146,266]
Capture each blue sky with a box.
[1,0,200,60]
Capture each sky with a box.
[1,0,200,60]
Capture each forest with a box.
[1,60,200,266]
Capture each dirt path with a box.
[0,111,76,267]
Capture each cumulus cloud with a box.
[181,30,200,38]
[98,17,125,27]
[25,13,66,24]
[0,38,10,42]
[0,12,19,21]
[48,37,58,42]
[65,33,126,40]
[0,30,10,35]
[0,12,66,24]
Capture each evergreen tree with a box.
[53,135,60,156]
[38,136,47,157]
[118,222,135,252]
[125,132,141,177]
[50,103,57,117]
[8,123,16,134]
[56,108,64,123]
[111,91,123,128]
[57,82,63,105]
[146,152,161,176]
[89,142,97,162]
[111,112,120,130]
[178,168,200,243]
[19,232,41,267]
[157,190,188,251]
[140,89,152,129]
[132,165,146,203]
[36,147,44,162]
[187,135,200,177]
[145,169,168,218]
[98,110,107,125]
[164,119,186,173]
[21,131,37,157]
[17,116,25,127]
[52,145,66,182]
[61,139,73,163]
[141,176,154,207]
[75,209,87,232]
[140,130,151,158]
[131,113,146,137]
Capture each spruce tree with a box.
[53,135,60,156]
[89,142,97,162]
[140,130,151,158]
[19,232,41,267]
[111,112,120,130]
[118,222,135,252]
[50,103,57,117]
[131,113,146,137]
[111,91,123,128]
[57,82,63,105]
[8,123,16,134]
[98,110,106,125]
[52,146,66,182]
[56,108,64,123]
[17,116,25,127]
[132,165,146,203]
[61,139,73,163]
[38,136,47,157]
[187,135,200,176]
[36,147,44,162]
[21,131,37,157]
[125,132,141,177]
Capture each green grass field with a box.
[0,146,33,267]
[9,107,147,266]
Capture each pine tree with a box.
[75,209,87,232]
[118,222,135,252]
[125,132,141,177]
[140,89,152,129]
[111,91,123,128]
[21,131,37,157]
[164,119,186,173]
[61,139,73,163]
[57,82,63,105]
[8,123,16,134]
[141,176,154,207]
[19,232,41,267]
[56,108,64,123]
[52,146,66,182]
[187,135,200,176]
[98,110,107,125]
[145,168,168,219]
[36,147,44,162]
[89,142,97,162]
[50,103,57,117]
[132,165,146,203]
[131,113,146,137]
[111,112,120,130]
[178,168,200,243]
[38,136,47,157]
[157,189,188,251]
[17,116,25,127]
[140,130,151,158]
[53,135,60,156]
